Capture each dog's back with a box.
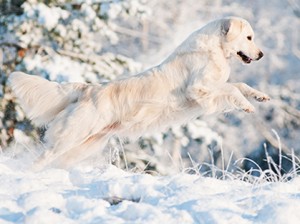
[9,72,86,126]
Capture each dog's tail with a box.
[9,72,86,126]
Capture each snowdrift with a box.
[1,155,300,224]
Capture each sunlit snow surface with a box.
[1,156,300,224]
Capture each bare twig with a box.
[112,24,162,44]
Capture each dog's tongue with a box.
[245,57,252,63]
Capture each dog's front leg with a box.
[187,82,255,113]
[220,83,256,113]
[232,82,270,102]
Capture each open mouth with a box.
[237,51,252,64]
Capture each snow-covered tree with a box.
[0,0,147,148]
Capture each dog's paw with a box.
[243,104,255,113]
[254,93,270,102]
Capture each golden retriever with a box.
[9,17,270,171]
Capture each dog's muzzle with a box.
[237,51,264,64]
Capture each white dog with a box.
[9,17,269,171]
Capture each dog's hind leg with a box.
[54,122,123,169]
[51,133,111,169]
[31,133,110,171]
[30,148,62,172]
[31,121,120,171]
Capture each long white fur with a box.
[9,17,270,170]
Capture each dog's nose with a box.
[257,51,264,60]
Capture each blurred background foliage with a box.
[0,0,299,175]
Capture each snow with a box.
[23,3,68,30]
[1,155,300,224]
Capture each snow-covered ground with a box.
[1,155,300,224]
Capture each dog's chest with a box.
[203,57,231,84]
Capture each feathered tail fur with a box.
[9,72,86,126]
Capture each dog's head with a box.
[221,17,263,64]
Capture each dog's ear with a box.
[222,18,243,41]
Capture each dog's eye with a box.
[247,36,252,41]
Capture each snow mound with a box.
[1,156,300,224]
